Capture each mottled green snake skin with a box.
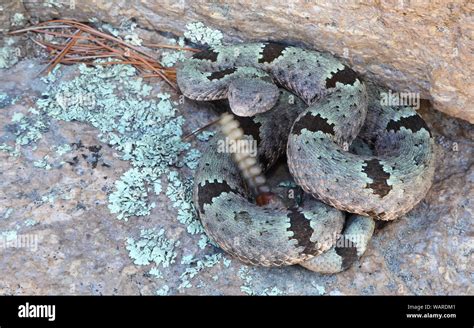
[176,42,435,273]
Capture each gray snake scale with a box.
[176,42,435,273]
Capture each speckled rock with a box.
[9,0,474,123]
[0,57,472,295]
[0,0,28,32]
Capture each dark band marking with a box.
[386,115,432,137]
[258,43,287,64]
[325,66,358,89]
[234,116,270,169]
[362,159,392,197]
[207,67,238,81]
[192,49,219,62]
[197,180,238,213]
[292,113,335,136]
[334,236,358,270]
[287,209,319,255]
[235,116,262,145]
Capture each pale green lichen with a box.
[198,234,210,250]
[181,254,195,265]
[33,156,52,170]
[183,148,201,170]
[329,290,344,296]
[238,266,286,295]
[261,287,284,296]
[148,267,163,278]
[160,51,186,68]
[35,62,195,222]
[61,194,72,201]
[41,192,56,203]
[12,13,26,26]
[24,219,38,227]
[0,230,18,242]
[184,22,223,47]
[238,266,254,295]
[44,0,62,8]
[108,168,155,220]
[3,208,13,219]
[156,285,170,296]
[8,108,48,147]
[222,257,232,268]
[55,144,72,156]
[100,21,142,46]
[1,35,237,293]
[121,21,143,46]
[166,171,204,235]
[0,143,20,157]
[26,61,217,289]
[11,112,24,122]
[0,93,9,107]
[40,65,61,84]
[178,253,222,289]
[197,131,215,142]
[126,228,179,268]
[0,45,19,69]
[311,282,326,295]
[160,38,187,67]
[153,180,162,194]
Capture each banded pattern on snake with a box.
[176,42,435,273]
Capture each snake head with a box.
[228,77,279,117]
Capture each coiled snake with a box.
[176,42,435,273]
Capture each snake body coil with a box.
[177,42,435,273]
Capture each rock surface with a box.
[0,4,472,295]
[3,0,472,122]
[0,57,472,295]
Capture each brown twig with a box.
[10,19,221,152]
[9,19,193,88]
[39,29,82,75]
[43,19,158,61]
[183,118,221,140]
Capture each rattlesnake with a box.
[176,42,435,273]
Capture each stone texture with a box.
[3,0,471,122]
[0,4,472,295]
[0,58,472,295]
[0,0,27,32]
